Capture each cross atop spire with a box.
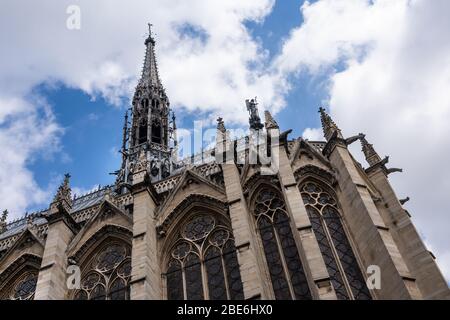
[148,23,153,36]
[145,23,155,45]
[319,107,342,141]
[359,134,382,166]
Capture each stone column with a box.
[222,163,271,299]
[326,140,420,299]
[34,206,78,300]
[129,166,161,300]
[367,166,450,299]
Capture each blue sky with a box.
[1,0,450,279]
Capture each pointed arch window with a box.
[138,119,148,145]
[252,187,311,300]
[300,181,372,300]
[3,270,39,300]
[73,242,131,300]
[165,215,244,300]
[151,121,162,144]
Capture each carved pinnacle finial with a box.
[264,110,279,130]
[27,214,34,228]
[359,133,382,167]
[51,173,73,211]
[0,209,7,233]
[319,107,342,141]
[217,117,226,133]
[1,209,7,223]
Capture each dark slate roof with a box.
[0,186,113,241]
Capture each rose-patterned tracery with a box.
[252,187,311,300]
[300,181,372,300]
[165,214,244,300]
[5,271,38,300]
[73,242,131,300]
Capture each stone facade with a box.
[0,26,448,300]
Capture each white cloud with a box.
[302,127,323,141]
[0,95,62,216]
[279,0,450,280]
[0,0,280,121]
[0,0,279,218]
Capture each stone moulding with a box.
[68,224,133,264]
[156,194,229,239]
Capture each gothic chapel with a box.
[0,26,449,300]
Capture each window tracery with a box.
[6,271,38,300]
[73,242,131,300]
[252,187,311,300]
[300,181,372,300]
[165,214,244,300]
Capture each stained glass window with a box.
[165,215,244,300]
[300,181,372,300]
[73,242,131,300]
[253,187,311,300]
[11,271,38,300]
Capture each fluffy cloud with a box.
[0,95,62,216]
[278,0,450,280]
[0,0,280,120]
[0,0,279,218]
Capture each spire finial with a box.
[148,23,153,36]
[359,134,382,166]
[246,98,264,130]
[51,173,73,212]
[146,23,154,44]
[319,107,342,141]
[1,209,8,223]
[264,110,279,130]
[172,111,176,127]
[0,209,7,233]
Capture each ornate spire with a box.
[264,110,279,130]
[128,25,173,182]
[359,134,382,166]
[319,107,342,141]
[51,173,73,212]
[246,98,264,130]
[139,23,163,90]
